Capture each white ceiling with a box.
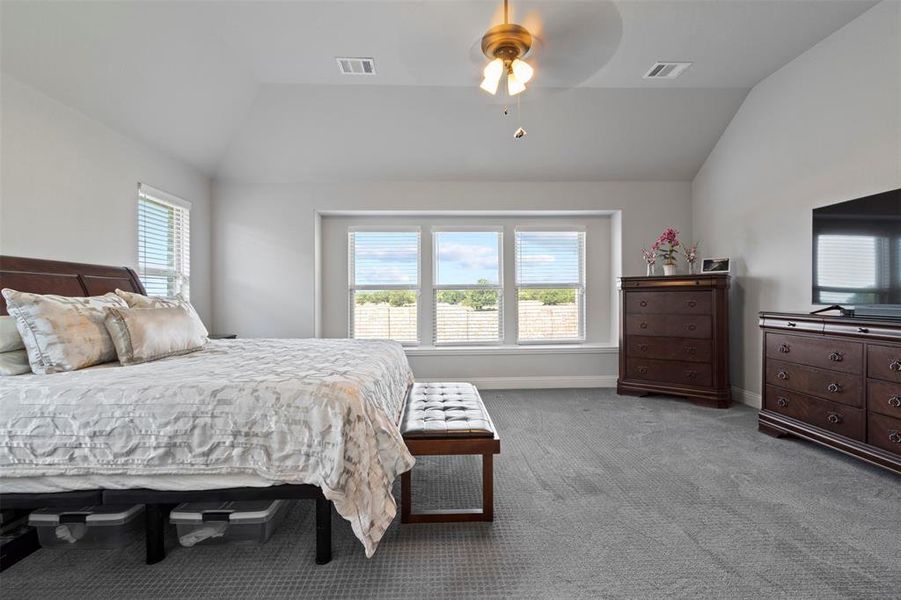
[0,0,880,181]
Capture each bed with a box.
[0,256,415,563]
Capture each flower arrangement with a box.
[640,246,657,276]
[683,241,700,273]
[655,227,681,265]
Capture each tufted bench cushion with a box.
[401,382,495,438]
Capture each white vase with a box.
[663,262,677,276]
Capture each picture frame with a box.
[701,257,730,273]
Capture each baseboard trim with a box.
[732,386,762,409]
[417,375,618,390]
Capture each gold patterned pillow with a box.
[105,305,207,365]
[1,289,128,374]
[114,289,208,338]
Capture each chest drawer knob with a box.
[889,396,901,408]
[685,371,698,380]
[826,412,842,425]
[828,352,843,362]
[640,322,648,329]
[687,324,697,332]
[687,300,697,308]
[826,383,841,393]
[638,367,649,375]
[889,431,901,444]
[890,359,901,372]
[638,344,648,352]
[686,346,696,355]
[777,370,789,380]
[779,344,790,353]
[639,300,648,307]
[777,397,788,407]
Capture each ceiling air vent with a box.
[337,57,376,76]
[643,62,692,80]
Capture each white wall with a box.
[0,75,213,323]
[212,180,691,383]
[692,1,901,401]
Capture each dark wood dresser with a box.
[759,312,901,474]
[618,274,731,408]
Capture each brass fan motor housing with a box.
[480,23,533,62]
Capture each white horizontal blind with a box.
[433,229,503,345]
[815,234,886,304]
[348,229,420,344]
[515,229,585,342]
[137,184,190,299]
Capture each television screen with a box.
[812,188,901,306]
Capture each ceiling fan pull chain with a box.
[514,94,527,139]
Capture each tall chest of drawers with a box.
[759,312,901,474]
[617,274,731,408]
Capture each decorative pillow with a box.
[114,289,208,337]
[0,349,31,376]
[1,289,128,374]
[0,315,25,352]
[105,304,208,365]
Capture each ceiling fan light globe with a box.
[480,76,500,95]
[507,72,526,96]
[483,58,505,80]
[511,59,533,84]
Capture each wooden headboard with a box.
[0,256,146,315]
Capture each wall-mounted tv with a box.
[812,187,900,316]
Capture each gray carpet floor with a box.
[2,389,899,599]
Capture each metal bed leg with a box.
[145,503,171,565]
[315,495,333,565]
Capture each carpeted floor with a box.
[2,389,899,599]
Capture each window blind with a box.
[137,184,191,299]
[815,234,886,304]
[433,229,503,345]
[348,229,420,344]
[515,229,585,342]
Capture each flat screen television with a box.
[812,187,901,318]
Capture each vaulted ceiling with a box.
[0,0,879,182]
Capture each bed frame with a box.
[0,256,333,565]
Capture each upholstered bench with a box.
[400,382,500,523]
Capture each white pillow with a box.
[1,289,128,374]
[105,305,207,365]
[0,349,31,376]
[0,315,25,352]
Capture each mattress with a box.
[0,338,416,557]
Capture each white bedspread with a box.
[0,338,415,557]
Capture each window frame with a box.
[431,226,505,346]
[347,226,422,345]
[514,226,587,345]
[137,183,191,299]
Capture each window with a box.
[137,183,191,298]
[515,229,585,343]
[348,229,420,344]
[433,229,503,345]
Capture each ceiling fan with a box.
[478,0,535,96]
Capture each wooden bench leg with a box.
[401,453,494,524]
[315,494,332,565]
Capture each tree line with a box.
[356,280,575,311]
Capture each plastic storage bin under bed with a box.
[169,500,291,547]
[28,505,144,549]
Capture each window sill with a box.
[404,343,618,357]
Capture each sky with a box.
[353,230,582,286]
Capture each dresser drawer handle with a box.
[685,371,698,380]
[826,383,841,393]
[687,324,697,331]
[826,412,842,425]
[777,370,788,380]
[687,300,697,308]
[889,396,901,408]
[777,397,788,407]
[779,344,790,353]
[890,360,901,372]
[889,431,901,444]
[640,322,648,329]
[828,352,843,362]
[638,367,649,375]
[638,344,649,352]
[639,300,648,307]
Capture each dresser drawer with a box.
[765,385,864,441]
[867,344,901,383]
[765,333,862,375]
[765,359,863,408]
[625,315,711,339]
[867,379,901,420]
[867,412,901,456]
[626,358,712,388]
[626,291,711,315]
[626,336,712,363]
